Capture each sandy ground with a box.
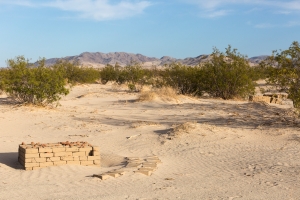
[1,83,300,200]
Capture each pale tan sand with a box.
[0,83,300,199]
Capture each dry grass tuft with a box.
[168,121,197,137]
[138,87,178,102]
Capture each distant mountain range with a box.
[43,52,269,68]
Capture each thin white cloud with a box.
[203,9,232,18]
[44,0,151,20]
[0,0,151,20]
[0,0,35,7]
[185,0,300,17]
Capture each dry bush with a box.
[138,87,178,102]
[167,121,197,137]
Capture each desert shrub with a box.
[4,56,69,106]
[100,62,153,91]
[261,41,300,108]
[100,64,121,84]
[0,68,9,93]
[201,46,255,100]
[161,63,204,95]
[53,60,100,84]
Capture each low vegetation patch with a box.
[138,87,178,102]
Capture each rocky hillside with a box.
[43,52,268,68]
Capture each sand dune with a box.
[0,83,300,199]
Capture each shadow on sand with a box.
[0,152,23,169]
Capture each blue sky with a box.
[1,0,300,67]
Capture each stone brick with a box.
[25,148,39,154]
[73,157,80,161]
[65,147,79,152]
[32,166,45,170]
[142,163,158,168]
[126,163,142,168]
[92,150,100,156]
[92,146,100,151]
[73,152,86,157]
[32,158,47,163]
[88,156,99,161]
[146,159,161,163]
[38,148,53,153]
[93,160,101,165]
[93,174,110,180]
[67,161,81,165]
[53,161,67,166]
[80,156,88,161]
[39,153,53,158]
[46,157,61,162]
[25,167,33,171]
[79,147,92,152]
[23,153,40,159]
[40,162,54,167]
[80,160,94,166]
[105,172,120,178]
[61,156,74,161]
[136,170,152,176]
[24,162,40,167]
[52,148,66,153]
[54,152,72,157]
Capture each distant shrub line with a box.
[0,42,299,109]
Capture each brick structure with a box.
[18,141,100,170]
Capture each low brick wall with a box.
[18,141,100,170]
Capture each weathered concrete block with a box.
[92,150,100,156]
[53,161,67,166]
[32,158,47,163]
[38,148,53,153]
[46,157,61,162]
[32,166,45,170]
[24,162,40,168]
[87,156,99,161]
[61,156,74,161]
[40,162,54,167]
[73,152,86,157]
[52,148,66,153]
[92,146,100,151]
[80,156,88,161]
[25,148,39,154]
[136,170,152,176]
[23,153,40,159]
[79,147,92,152]
[67,161,81,165]
[105,172,121,178]
[65,147,79,152]
[39,153,53,158]
[93,160,101,165]
[81,160,94,166]
[54,152,72,157]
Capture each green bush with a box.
[53,60,100,85]
[161,63,204,95]
[261,41,300,108]
[100,62,153,91]
[0,68,9,93]
[201,46,255,99]
[100,64,121,84]
[4,56,69,106]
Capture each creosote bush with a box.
[3,56,69,106]
[53,60,100,85]
[99,46,258,100]
[201,46,255,100]
[261,41,300,108]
